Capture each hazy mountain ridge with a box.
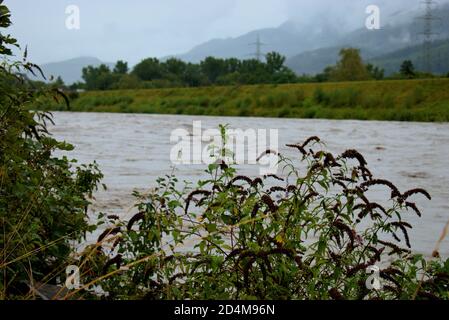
[170,21,347,63]
[174,2,449,75]
[286,4,449,74]
[34,57,114,84]
[369,39,449,75]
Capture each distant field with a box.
[48,78,449,122]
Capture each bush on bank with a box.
[78,131,449,300]
[0,4,103,299]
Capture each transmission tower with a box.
[416,0,440,73]
[249,34,267,61]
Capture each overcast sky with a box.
[4,0,443,65]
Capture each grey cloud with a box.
[4,0,447,65]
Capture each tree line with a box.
[51,49,448,91]
[77,52,297,91]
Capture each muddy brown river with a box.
[48,112,449,256]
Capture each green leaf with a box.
[206,223,217,233]
[221,214,234,226]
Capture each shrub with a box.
[294,89,306,105]
[273,92,291,108]
[362,94,383,109]
[328,88,362,108]
[0,3,103,298]
[413,86,425,105]
[97,96,134,107]
[197,96,210,107]
[277,106,291,118]
[78,131,448,300]
[381,93,395,109]
[211,96,226,108]
[313,88,330,105]
[303,107,317,118]
[67,90,80,101]
[403,95,414,109]
[238,104,251,117]
[265,94,276,108]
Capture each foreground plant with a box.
[78,129,448,300]
[0,4,103,299]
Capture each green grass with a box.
[48,78,449,122]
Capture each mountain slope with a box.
[369,39,449,75]
[284,4,449,75]
[35,57,114,84]
[173,3,448,67]
[285,37,449,76]
[173,21,346,63]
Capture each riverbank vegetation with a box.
[0,4,103,299]
[73,131,449,300]
[44,78,449,122]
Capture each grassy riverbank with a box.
[49,78,449,122]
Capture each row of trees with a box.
[78,49,382,91]
[79,52,297,90]
[66,49,447,91]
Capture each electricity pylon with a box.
[249,34,267,62]
[416,0,440,73]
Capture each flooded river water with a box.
[48,112,449,256]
